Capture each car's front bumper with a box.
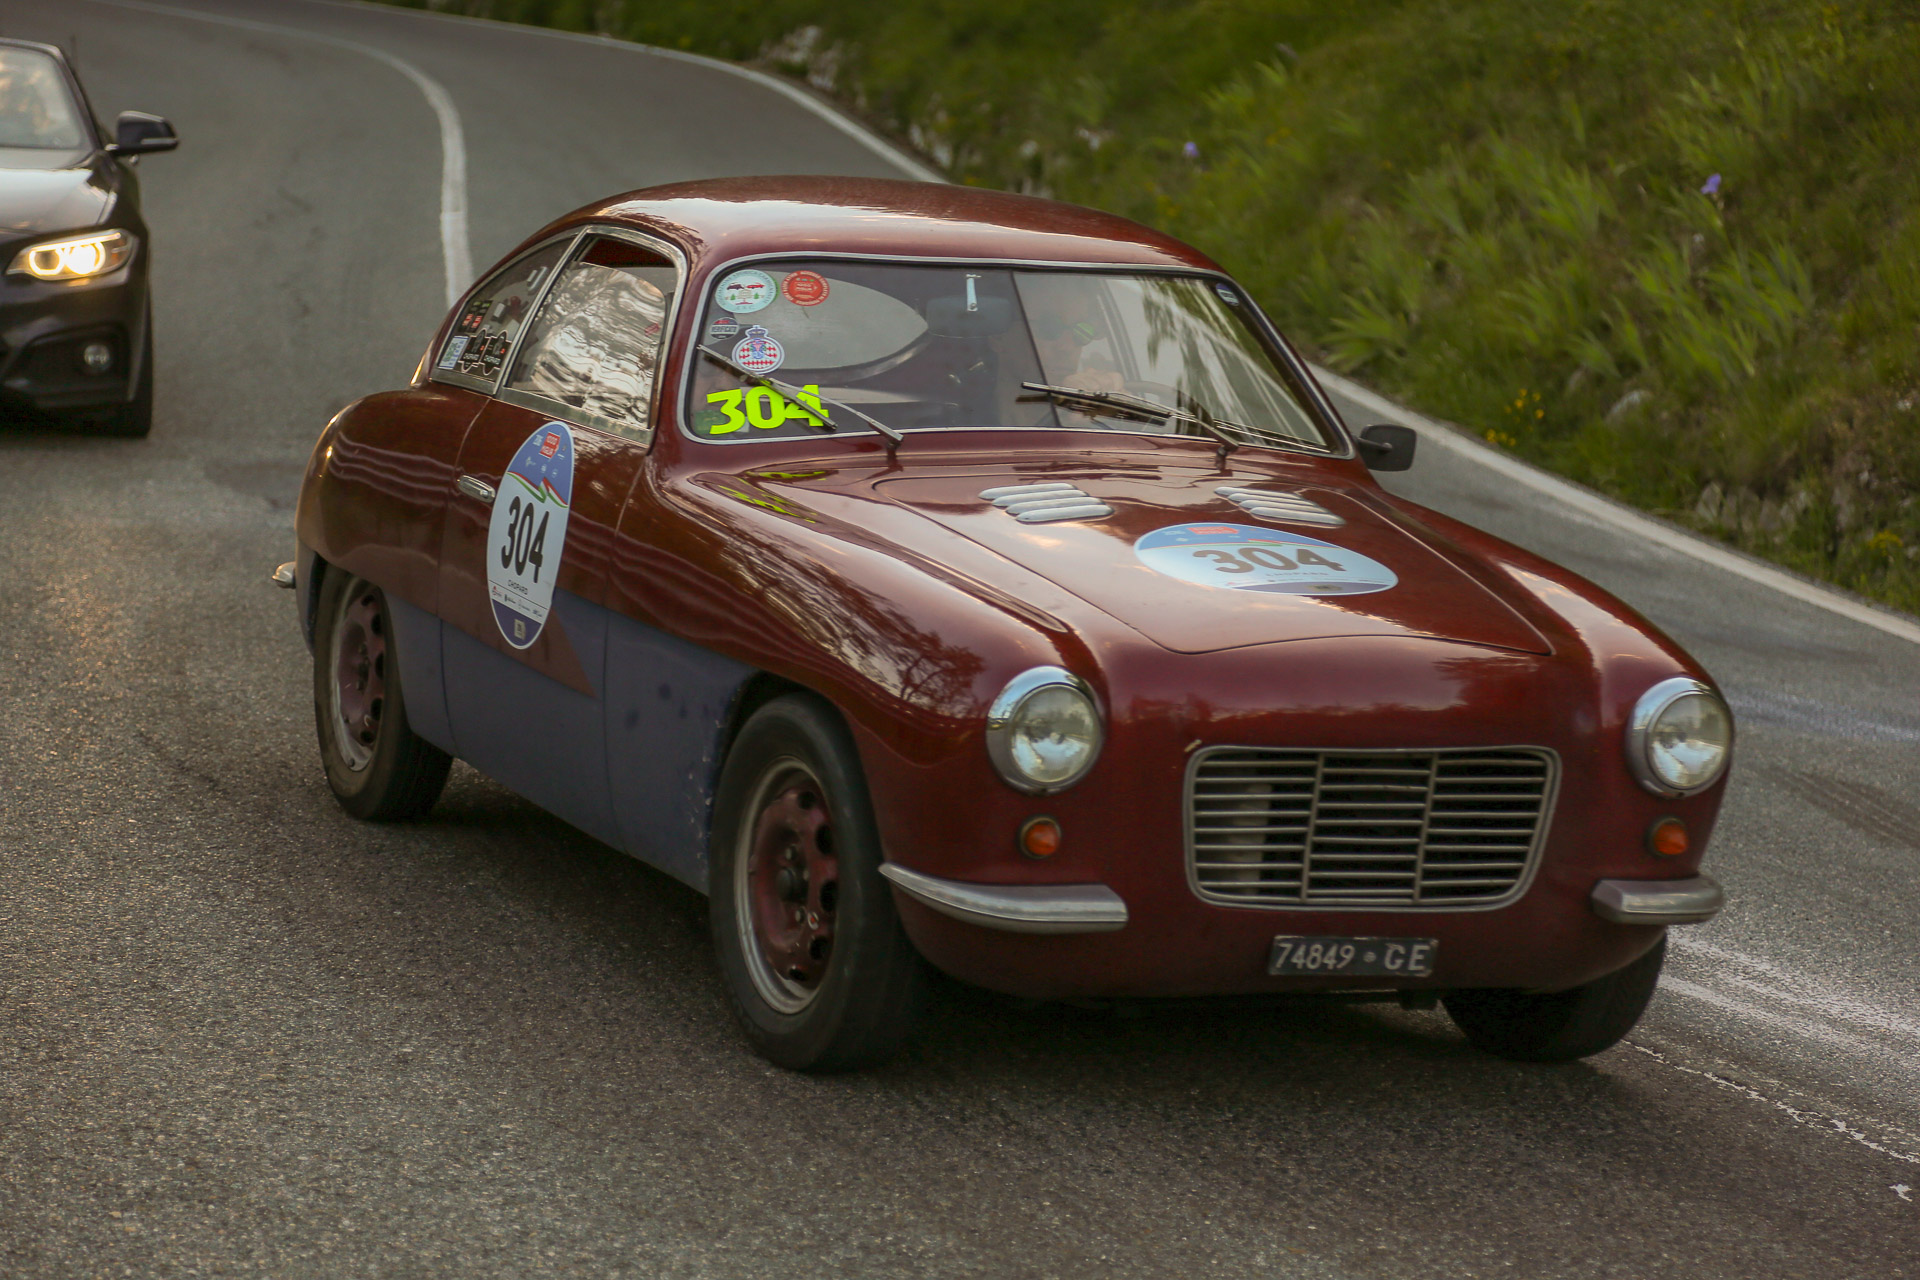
[887,868,1723,937]
[0,265,146,413]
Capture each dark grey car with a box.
[0,38,175,436]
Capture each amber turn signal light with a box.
[1648,816,1689,857]
[1019,816,1062,859]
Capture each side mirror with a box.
[107,111,178,157]
[1356,423,1416,472]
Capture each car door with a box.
[316,238,574,751]
[436,230,682,846]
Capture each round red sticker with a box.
[783,270,830,307]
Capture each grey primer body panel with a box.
[604,610,755,890]
[442,589,625,850]
[385,591,454,753]
[437,587,752,891]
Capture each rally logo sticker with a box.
[732,325,784,375]
[1134,523,1396,596]
[715,269,776,314]
[487,423,575,650]
[782,269,830,306]
[707,315,742,343]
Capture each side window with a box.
[432,240,571,387]
[502,235,678,438]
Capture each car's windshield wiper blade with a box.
[1020,381,1244,460]
[698,345,904,448]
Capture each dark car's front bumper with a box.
[0,264,147,414]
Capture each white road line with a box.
[1315,365,1920,647]
[1629,1043,1920,1167]
[82,0,474,309]
[299,0,946,184]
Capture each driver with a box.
[1025,299,1123,395]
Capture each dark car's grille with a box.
[1186,747,1557,908]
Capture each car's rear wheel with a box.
[1444,934,1667,1063]
[709,693,926,1071]
[313,569,451,820]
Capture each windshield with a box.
[0,48,86,150]
[684,261,1336,452]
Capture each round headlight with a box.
[986,667,1103,795]
[1626,677,1732,796]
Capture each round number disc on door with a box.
[487,422,575,649]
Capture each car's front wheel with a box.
[313,568,451,820]
[709,693,927,1071]
[1444,934,1666,1063]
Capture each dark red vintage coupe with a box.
[283,177,1730,1070]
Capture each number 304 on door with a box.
[486,423,575,650]
[1134,522,1397,597]
[704,384,828,434]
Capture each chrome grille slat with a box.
[1186,746,1556,908]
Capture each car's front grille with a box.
[1186,747,1557,908]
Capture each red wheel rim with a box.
[735,762,839,1013]
[330,584,387,771]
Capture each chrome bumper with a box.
[879,864,1128,934]
[1591,875,1724,926]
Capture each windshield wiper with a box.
[1019,381,1244,464]
[698,346,904,451]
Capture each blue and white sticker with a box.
[487,423,575,649]
[715,268,777,314]
[1214,282,1242,306]
[1134,522,1396,596]
[437,334,470,369]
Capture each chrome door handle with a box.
[456,475,496,504]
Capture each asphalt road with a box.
[1,2,1916,1276]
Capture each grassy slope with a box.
[399,0,1920,611]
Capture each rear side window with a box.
[503,236,677,438]
[433,240,571,390]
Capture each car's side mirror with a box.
[1356,423,1416,472]
[107,111,178,157]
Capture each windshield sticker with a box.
[732,325,785,374]
[716,269,776,314]
[707,316,742,343]
[436,335,470,370]
[1134,523,1396,596]
[783,270,830,306]
[1214,282,1242,306]
[703,385,827,435]
[487,423,575,650]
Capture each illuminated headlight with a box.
[985,666,1103,794]
[9,229,136,281]
[1626,677,1732,797]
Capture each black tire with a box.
[92,315,154,438]
[709,693,927,1071]
[1444,934,1667,1063]
[312,568,451,821]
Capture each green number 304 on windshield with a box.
[705,385,827,434]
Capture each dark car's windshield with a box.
[684,261,1336,452]
[0,48,86,150]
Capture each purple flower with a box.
[1183,141,1201,160]
[1700,173,1722,195]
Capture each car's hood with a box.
[836,463,1554,656]
[0,149,112,237]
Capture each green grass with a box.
[393,0,1920,612]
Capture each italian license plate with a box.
[1268,936,1437,978]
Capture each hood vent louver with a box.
[980,482,1114,524]
[1216,486,1344,528]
